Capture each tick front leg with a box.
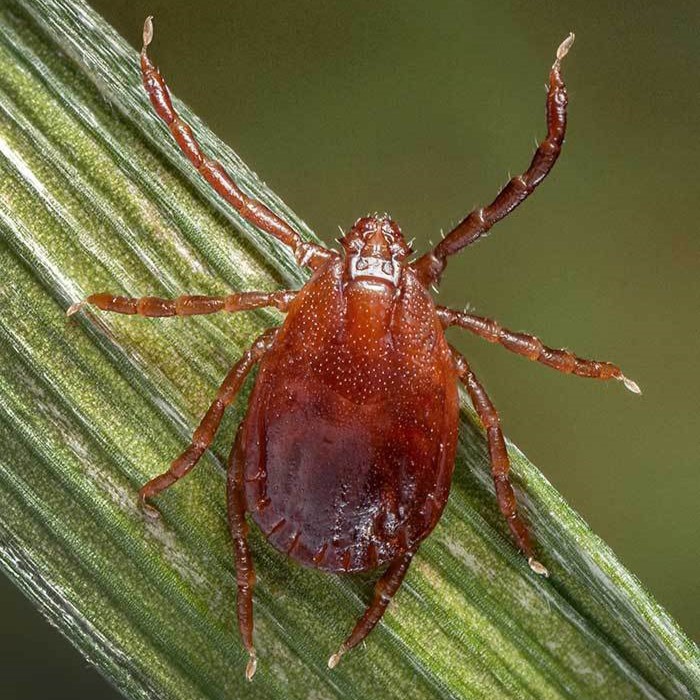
[439,307,641,394]
[139,328,279,517]
[67,290,295,318]
[139,17,332,272]
[328,550,414,669]
[227,425,258,680]
[451,349,548,576]
[412,34,574,286]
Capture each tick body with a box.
[69,19,640,678]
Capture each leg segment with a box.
[439,307,641,393]
[140,17,331,272]
[227,425,258,680]
[138,328,278,516]
[67,289,295,318]
[413,34,575,286]
[451,349,548,576]
[328,550,414,669]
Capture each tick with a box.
[69,19,640,679]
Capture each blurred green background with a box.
[2,0,698,697]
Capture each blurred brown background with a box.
[2,0,698,697]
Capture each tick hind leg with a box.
[227,425,258,680]
[138,328,278,517]
[328,550,415,669]
[452,348,548,576]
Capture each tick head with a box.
[340,215,412,288]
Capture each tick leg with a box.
[412,34,574,286]
[328,550,414,669]
[139,17,332,272]
[439,307,641,394]
[138,328,278,517]
[67,290,295,318]
[451,349,548,576]
[227,425,258,681]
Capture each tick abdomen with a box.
[243,261,459,572]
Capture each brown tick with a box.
[68,19,640,679]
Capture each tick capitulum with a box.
[69,19,640,678]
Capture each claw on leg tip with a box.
[528,557,549,577]
[245,651,257,681]
[66,300,85,316]
[143,16,154,49]
[139,496,160,521]
[328,645,346,669]
[620,375,642,395]
[557,32,575,61]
